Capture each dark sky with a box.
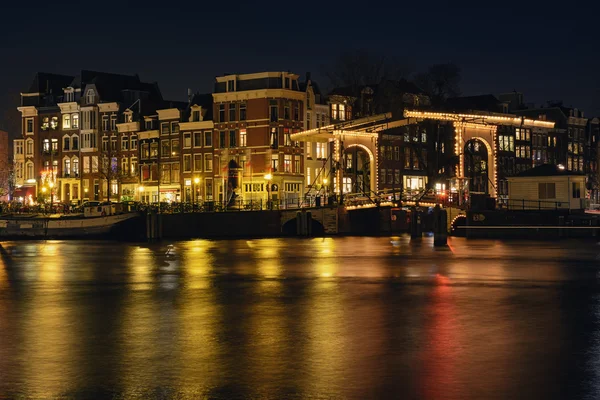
[1,1,599,136]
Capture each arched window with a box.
[25,139,34,156]
[25,161,34,181]
[63,114,71,129]
[71,134,79,151]
[63,158,71,177]
[72,157,79,177]
[86,89,95,104]
[63,135,70,151]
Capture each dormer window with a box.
[64,88,75,102]
[86,89,95,104]
[227,80,235,92]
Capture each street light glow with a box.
[264,173,272,180]
[139,186,145,192]
[194,177,200,184]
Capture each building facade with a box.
[212,72,305,206]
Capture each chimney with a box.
[187,88,192,103]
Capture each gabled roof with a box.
[513,164,583,177]
[27,73,75,94]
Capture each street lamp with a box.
[264,173,272,210]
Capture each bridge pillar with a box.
[410,207,422,239]
[433,205,447,247]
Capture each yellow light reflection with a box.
[128,246,154,291]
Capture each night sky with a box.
[1,1,599,137]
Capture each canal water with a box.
[1,236,600,399]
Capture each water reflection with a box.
[1,237,600,399]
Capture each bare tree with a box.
[413,63,462,104]
[322,49,411,116]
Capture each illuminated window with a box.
[121,136,129,151]
[194,154,202,171]
[183,133,192,148]
[270,128,278,149]
[240,129,247,147]
[271,154,279,171]
[72,113,79,128]
[63,114,71,129]
[204,154,213,172]
[284,154,291,172]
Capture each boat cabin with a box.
[507,164,586,211]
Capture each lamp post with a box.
[264,173,272,210]
[323,177,329,205]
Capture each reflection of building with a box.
[301,73,330,199]
[212,72,305,205]
[0,130,8,201]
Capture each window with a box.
[63,114,71,129]
[270,128,278,149]
[15,140,23,155]
[404,147,411,168]
[204,131,212,147]
[539,182,556,199]
[346,153,353,169]
[381,168,386,184]
[110,115,117,131]
[217,131,225,148]
[51,138,58,152]
[26,118,33,134]
[43,139,50,153]
[339,104,346,121]
[306,167,311,187]
[183,133,192,148]
[284,129,292,146]
[161,140,170,157]
[421,130,427,143]
[64,158,71,176]
[284,102,290,120]
[193,132,202,147]
[120,157,129,175]
[171,121,179,134]
[102,136,109,152]
[81,110,96,130]
[270,101,278,122]
[240,102,247,121]
[229,104,236,121]
[192,110,200,122]
[64,90,74,102]
[293,103,299,121]
[229,130,236,148]
[72,113,79,128]
[83,156,90,173]
[72,135,79,150]
[307,112,311,129]
[394,170,401,184]
[102,115,109,131]
[145,119,155,130]
[316,142,326,159]
[92,156,99,172]
[86,89,95,104]
[150,142,159,158]
[121,136,129,151]
[394,146,400,161]
[171,139,179,157]
[42,117,49,130]
[161,122,169,135]
[111,135,117,151]
[271,154,279,171]
[26,162,34,181]
[572,182,581,199]
[219,104,225,122]
[284,154,291,172]
[172,163,180,183]
[240,129,247,147]
[294,156,300,173]
[194,154,202,171]
[204,154,213,172]
[130,135,138,150]
[499,135,515,151]
[205,179,213,200]
[63,136,70,151]
[130,157,138,176]
[161,164,171,184]
[183,155,192,172]
[228,80,235,92]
